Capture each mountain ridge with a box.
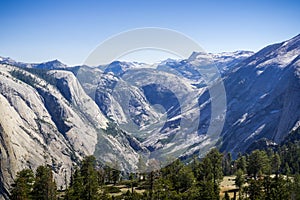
[0,50,254,70]
[0,34,300,199]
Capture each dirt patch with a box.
[220,176,238,199]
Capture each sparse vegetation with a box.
[10,69,37,87]
[9,67,59,90]
[22,68,58,86]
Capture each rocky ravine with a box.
[0,66,142,199]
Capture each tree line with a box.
[10,128,300,199]
[10,68,58,87]
[10,165,57,200]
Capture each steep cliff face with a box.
[86,36,300,159]
[0,66,73,198]
[0,65,147,199]
[1,34,300,199]
[220,34,300,156]
[0,65,109,199]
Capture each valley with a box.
[0,34,300,199]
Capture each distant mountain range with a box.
[1,34,300,199]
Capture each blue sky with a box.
[0,0,300,65]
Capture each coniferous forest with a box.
[10,128,300,200]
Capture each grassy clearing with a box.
[105,184,146,197]
[220,175,238,199]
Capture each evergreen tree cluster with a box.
[10,166,57,200]
[10,68,58,87]
[225,127,300,200]
[229,128,300,178]
[10,128,300,200]
[10,70,38,88]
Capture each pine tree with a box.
[80,156,99,200]
[10,169,35,200]
[271,153,281,177]
[32,166,57,200]
[235,169,244,197]
[247,150,270,179]
[176,166,194,193]
[292,174,300,199]
[97,168,105,186]
[198,180,217,200]
[245,179,263,200]
[196,148,223,200]
[65,167,84,200]
[223,152,232,176]
[207,148,223,198]
[235,154,247,173]
[191,155,200,177]
[263,175,291,200]
[283,162,291,175]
